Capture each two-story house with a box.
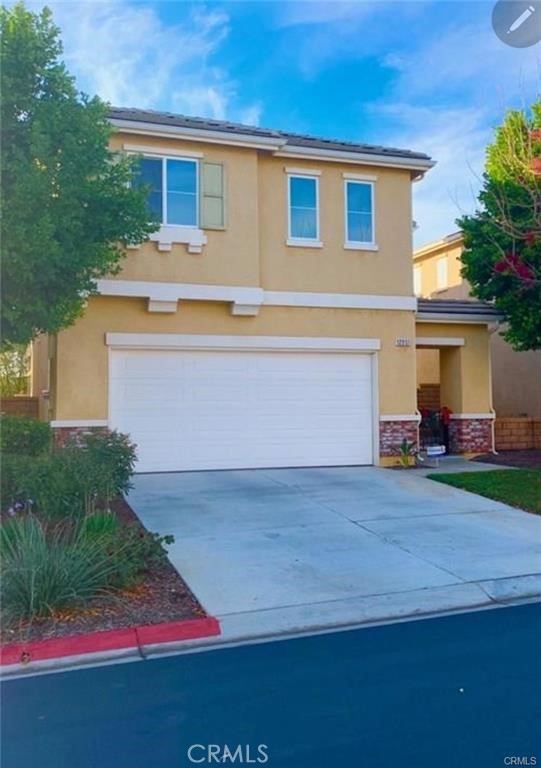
[31,108,500,471]
[414,232,541,421]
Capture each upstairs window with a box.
[288,175,319,241]
[135,157,198,227]
[345,180,374,246]
[436,256,448,289]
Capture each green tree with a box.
[0,4,156,347]
[458,99,541,351]
[0,346,29,396]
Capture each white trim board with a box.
[264,290,415,311]
[50,420,108,428]
[123,143,203,159]
[450,413,495,420]
[105,333,381,353]
[380,414,421,422]
[97,280,263,305]
[96,280,418,312]
[416,337,465,347]
[285,166,322,176]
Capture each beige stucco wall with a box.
[491,331,541,417]
[416,348,439,384]
[414,241,464,298]
[110,134,261,287]
[416,322,492,413]
[257,155,414,295]
[110,132,415,297]
[53,296,418,421]
[414,237,541,417]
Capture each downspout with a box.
[487,323,498,454]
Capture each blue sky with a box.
[41,1,540,244]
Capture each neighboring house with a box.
[32,109,500,471]
[414,232,541,419]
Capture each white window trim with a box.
[133,153,199,229]
[342,171,378,182]
[131,153,206,253]
[123,143,203,159]
[286,238,323,249]
[162,156,199,229]
[284,166,322,177]
[344,179,376,250]
[287,173,320,245]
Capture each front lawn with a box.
[428,469,541,515]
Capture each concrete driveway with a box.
[128,466,541,645]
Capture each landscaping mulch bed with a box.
[473,450,541,470]
[1,498,205,646]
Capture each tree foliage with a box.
[0,4,157,347]
[458,99,541,351]
[0,346,29,396]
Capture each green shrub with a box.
[81,510,120,538]
[74,430,137,497]
[0,516,118,624]
[1,427,136,519]
[2,435,136,519]
[106,527,174,587]
[20,449,95,520]
[0,511,175,623]
[1,454,35,511]
[0,415,52,456]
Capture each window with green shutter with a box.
[200,162,226,230]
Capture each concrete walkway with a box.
[128,466,541,650]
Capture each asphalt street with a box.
[2,602,540,768]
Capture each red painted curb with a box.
[0,628,137,666]
[0,616,221,667]
[136,616,221,646]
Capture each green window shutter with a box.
[200,161,226,230]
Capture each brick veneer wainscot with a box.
[53,426,106,447]
[379,420,419,457]
[449,418,492,454]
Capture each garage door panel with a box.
[110,349,374,472]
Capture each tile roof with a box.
[109,107,432,163]
[417,299,502,318]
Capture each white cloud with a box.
[42,0,260,122]
[371,104,490,245]
[369,18,541,245]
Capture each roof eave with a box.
[109,116,434,172]
[416,311,502,324]
[109,117,287,151]
[273,143,435,174]
[414,231,464,260]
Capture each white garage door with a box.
[109,349,374,472]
